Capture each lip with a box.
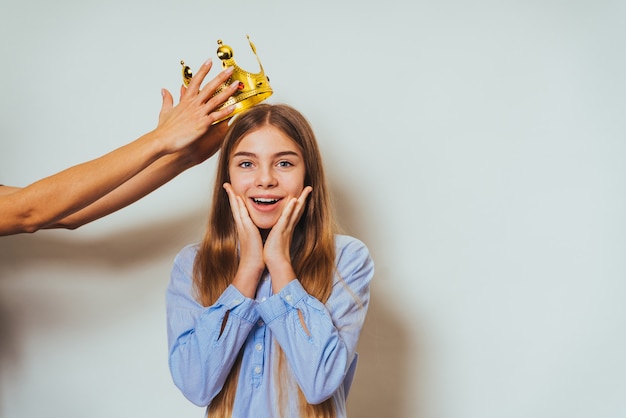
[248,195,284,213]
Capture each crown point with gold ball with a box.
[180,35,273,124]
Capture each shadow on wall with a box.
[0,209,207,270]
[0,183,414,417]
[0,208,208,415]
[331,181,413,417]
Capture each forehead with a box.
[231,125,301,156]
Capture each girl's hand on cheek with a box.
[264,186,313,292]
[223,183,265,297]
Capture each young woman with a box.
[166,104,374,417]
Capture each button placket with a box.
[251,278,269,387]
[251,320,266,387]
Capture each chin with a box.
[251,217,278,231]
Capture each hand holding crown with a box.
[157,59,239,160]
[181,35,273,124]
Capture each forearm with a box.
[168,285,258,406]
[45,150,191,230]
[0,185,20,196]
[257,280,356,404]
[44,117,229,230]
[0,130,167,235]
[167,248,259,406]
[44,117,228,230]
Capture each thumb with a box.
[158,88,174,123]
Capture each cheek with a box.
[280,174,303,193]
[228,172,250,193]
[293,170,306,192]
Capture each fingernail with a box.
[203,58,213,66]
[223,66,234,75]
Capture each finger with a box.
[235,195,251,224]
[223,183,241,221]
[286,186,313,229]
[200,78,239,124]
[287,186,312,217]
[298,186,313,204]
[224,183,251,230]
[197,65,235,103]
[179,84,186,102]
[182,58,214,99]
[158,88,174,122]
[204,102,236,126]
[272,196,298,233]
[203,78,240,108]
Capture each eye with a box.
[277,160,293,168]
[238,161,253,168]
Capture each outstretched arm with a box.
[0,59,238,236]
[45,104,231,230]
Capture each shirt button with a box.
[260,297,267,302]
[232,298,242,305]
[257,320,264,327]
[285,295,293,302]
[254,366,262,374]
[255,343,263,352]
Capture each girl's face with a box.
[228,125,306,231]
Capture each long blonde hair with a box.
[193,104,337,417]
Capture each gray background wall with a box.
[1,0,625,417]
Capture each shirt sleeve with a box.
[166,244,260,407]
[255,236,374,404]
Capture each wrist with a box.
[138,129,171,160]
[266,261,296,293]
[232,264,264,298]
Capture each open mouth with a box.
[252,197,280,205]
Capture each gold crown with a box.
[181,35,273,123]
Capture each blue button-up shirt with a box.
[166,234,374,417]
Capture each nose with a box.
[255,165,277,188]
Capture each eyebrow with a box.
[232,150,301,159]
